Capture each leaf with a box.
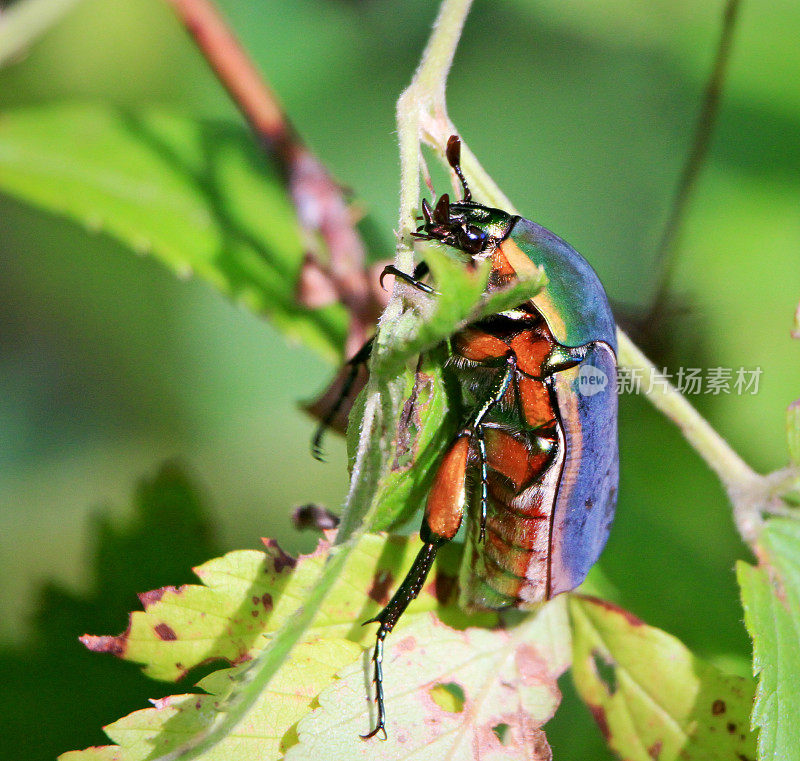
[80,533,478,679]
[60,639,361,761]
[66,533,502,760]
[286,600,570,760]
[570,595,757,761]
[374,245,546,376]
[738,518,800,761]
[788,400,800,467]
[360,347,460,532]
[0,462,220,760]
[0,103,347,360]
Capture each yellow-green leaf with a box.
[286,600,569,760]
[570,596,756,761]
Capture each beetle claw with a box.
[360,724,387,741]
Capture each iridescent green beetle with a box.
[317,136,618,739]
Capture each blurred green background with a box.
[1,0,799,758]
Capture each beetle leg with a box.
[379,262,436,294]
[475,424,488,542]
[457,354,516,542]
[361,531,444,740]
[362,354,516,739]
[311,337,374,461]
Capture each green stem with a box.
[394,0,474,274]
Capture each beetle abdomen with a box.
[458,419,564,609]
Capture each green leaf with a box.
[788,401,800,467]
[0,103,347,360]
[286,599,570,759]
[362,347,459,532]
[738,518,800,761]
[66,533,502,760]
[0,462,221,760]
[570,595,757,761]
[374,245,545,376]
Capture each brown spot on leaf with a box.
[588,704,610,740]
[515,644,553,687]
[251,610,258,618]
[154,623,177,641]
[80,634,127,657]
[138,585,182,609]
[263,538,297,572]
[727,722,737,734]
[712,699,726,715]
[391,370,432,471]
[367,570,393,605]
[262,592,273,610]
[648,741,663,759]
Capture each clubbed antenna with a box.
[446,135,471,202]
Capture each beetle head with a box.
[413,135,515,257]
[414,195,515,257]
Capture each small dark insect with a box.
[314,136,618,739]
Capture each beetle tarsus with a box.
[362,539,441,740]
[476,424,489,542]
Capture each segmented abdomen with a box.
[450,318,566,610]
[460,421,564,610]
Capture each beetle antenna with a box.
[446,135,471,203]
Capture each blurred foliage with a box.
[0,463,220,761]
[1,0,799,759]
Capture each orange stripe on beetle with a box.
[424,436,470,539]
[516,377,557,429]
[452,328,509,363]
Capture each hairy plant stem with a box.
[389,0,768,548]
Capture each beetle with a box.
[314,135,618,739]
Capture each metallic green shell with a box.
[509,218,617,352]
